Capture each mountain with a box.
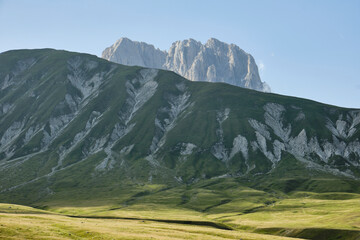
[0,49,360,205]
[102,37,271,92]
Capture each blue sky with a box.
[0,0,359,108]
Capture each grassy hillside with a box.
[0,49,360,239]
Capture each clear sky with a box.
[1,0,359,108]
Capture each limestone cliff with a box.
[102,37,270,92]
[102,37,166,69]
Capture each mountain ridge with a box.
[0,49,359,205]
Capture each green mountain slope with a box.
[0,49,359,205]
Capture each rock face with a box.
[102,37,166,69]
[102,38,270,92]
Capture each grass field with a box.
[1,188,360,239]
[0,203,303,240]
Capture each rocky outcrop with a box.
[249,104,360,176]
[102,37,270,92]
[102,38,166,69]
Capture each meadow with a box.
[2,178,360,239]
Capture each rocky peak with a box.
[102,37,271,92]
[205,37,226,49]
[102,37,166,69]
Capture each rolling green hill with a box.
[0,48,359,205]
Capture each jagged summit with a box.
[102,37,271,92]
[102,37,167,69]
[205,37,227,47]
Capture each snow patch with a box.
[0,103,13,116]
[120,144,134,154]
[56,111,102,170]
[89,136,108,155]
[96,70,159,172]
[23,125,42,145]
[229,134,248,160]
[248,119,271,140]
[42,114,73,147]
[264,103,291,142]
[68,57,104,101]
[288,129,308,157]
[326,111,360,139]
[211,108,230,161]
[180,143,197,155]
[1,58,37,90]
[0,121,25,153]
[120,69,158,125]
[0,121,28,159]
[148,90,191,159]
